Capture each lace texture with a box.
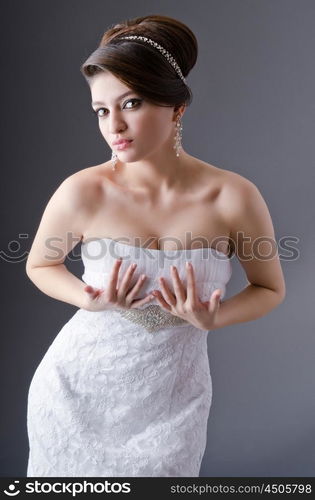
[26,238,232,477]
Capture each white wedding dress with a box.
[26,237,232,477]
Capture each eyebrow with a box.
[91,90,135,107]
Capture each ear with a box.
[173,104,186,120]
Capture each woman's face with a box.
[90,71,182,162]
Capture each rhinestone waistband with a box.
[115,305,188,333]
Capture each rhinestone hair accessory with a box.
[119,35,187,83]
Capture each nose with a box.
[107,110,127,135]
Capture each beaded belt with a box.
[115,304,188,333]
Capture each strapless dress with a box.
[26,237,232,477]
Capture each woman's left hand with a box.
[151,262,222,331]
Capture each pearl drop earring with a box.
[111,150,118,171]
[174,115,183,157]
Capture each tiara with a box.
[119,35,186,84]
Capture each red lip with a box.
[112,139,133,145]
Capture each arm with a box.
[213,177,286,330]
[26,264,89,309]
[26,172,97,309]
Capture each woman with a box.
[26,14,286,477]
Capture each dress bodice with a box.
[81,237,232,310]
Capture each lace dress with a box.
[26,237,232,477]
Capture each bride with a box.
[25,14,285,477]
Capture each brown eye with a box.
[94,108,106,117]
[93,98,142,118]
[124,98,142,109]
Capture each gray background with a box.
[1,0,314,477]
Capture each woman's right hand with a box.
[83,258,155,312]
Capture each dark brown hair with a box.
[80,14,198,111]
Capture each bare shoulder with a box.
[217,168,260,216]
[197,160,258,210]
[25,165,106,270]
[58,164,106,211]
[207,163,286,297]
[214,166,272,239]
